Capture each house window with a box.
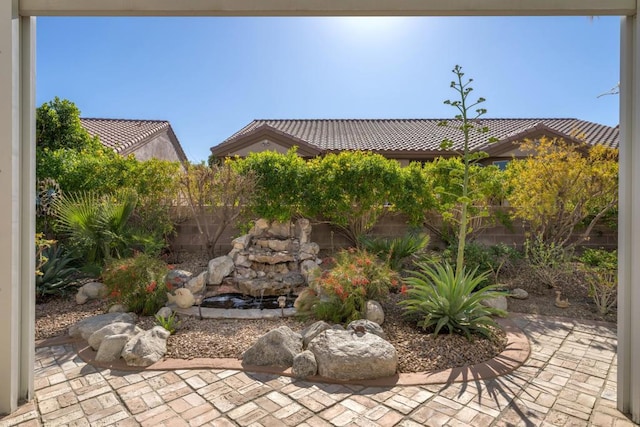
[492,160,509,171]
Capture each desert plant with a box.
[444,241,520,287]
[400,261,506,339]
[101,253,169,315]
[155,311,181,334]
[524,237,570,288]
[578,248,617,315]
[506,138,618,250]
[179,161,256,256]
[52,189,138,269]
[359,231,430,270]
[307,248,400,323]
[35,242,79,301]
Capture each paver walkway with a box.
[0,314,636,427]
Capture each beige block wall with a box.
[169,210,617,255]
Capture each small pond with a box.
[200,293,297,310]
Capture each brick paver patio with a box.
[0,314,636,426]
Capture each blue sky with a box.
[36,16,620,162]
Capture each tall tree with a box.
[36,97,100,151]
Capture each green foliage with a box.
[308,151,403,245]
[155,311,181,334]
[307,249,400,323]
[359,231,430,271]
[102,253,169,315]
[52,190,138,270]
[36,97,101,152]
[523,237,570,288]
[35,242,79,301]
[180,161,256,256]
[233,148,308,221]
[505,138,618,249]
[578,249,617,315]
[444,242,520,287]
[394,162,436,225]
[400,261,506,339]
[425,157,506,244]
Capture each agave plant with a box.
[35,243,79,301]
[400,261,506,339]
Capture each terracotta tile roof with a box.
[80,118,187,161]
[217,118,618,155]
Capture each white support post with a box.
[618,14,640,424]
[0,2,35,415]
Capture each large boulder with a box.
[95,334,130,363]
[75,282,108,305]
[292,350,317,379]
[242,326,302,367]
[185,271,207,295]
[481,295,508,311]
[308,329,397,381]
[346,319,387,340]
[121,326,170,367]
[364,300,385,325]
[69,312,137,341]
[301,321,332,349]
[88,322,142,351]
[207,256,234,285]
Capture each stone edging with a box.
[36,316,531,387]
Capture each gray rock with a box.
[268,239,291,252]
[268,221,292,238]
[234,254,252,268]
[207,256,234,285]
[185,271,207,295]
[75,282,108,305]
[510,288,529,300]
[232,234,252,250]
[295,218,312,244]
[299,242,320,259]
[364,300,385,325]
[347,319,387,340]
[301,321,332,348]
[108,304,127,313]
[481,295,508,311]
[156,307,174,319]
[88,322,142,351]
[121,326,170,367]
[250,218,270,236]
[282,272,305,287]
[300,260,320,282]
[242,326,302,367]
[95,334,130,363]
[309,330,397,381]
[69,312,137,341]
[292,350,317,378]
[165,269,192,290]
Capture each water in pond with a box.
[200,293,297,310]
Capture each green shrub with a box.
[524,237,570,288]
[306,249,400,323]
[578,249,617,315]
[400,261,506,339]
[359,231,430,271]
[444,241,520,287]
[35,243,79,301]
[102,253,169,315]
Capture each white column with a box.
[618,14,640,424]
[0,2,35,414]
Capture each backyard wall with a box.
[169,209,617,256]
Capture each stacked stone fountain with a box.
[205,218,321,299]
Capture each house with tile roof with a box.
[80,118,188,163]
[210,118,618,166]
